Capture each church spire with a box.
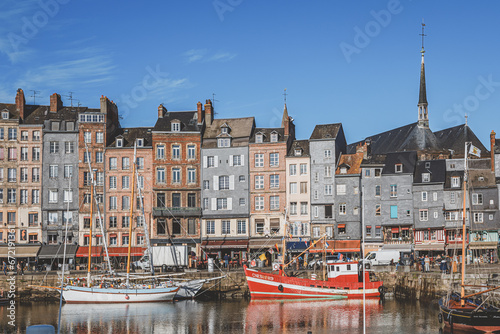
[418,22,429,128]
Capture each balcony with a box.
[153,207,202,218]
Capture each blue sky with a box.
[1,1,500,147]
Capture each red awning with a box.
[376,226,381,228]
[337,224,346,228]
[202,240,248,249]
[76,246,103,258]
[401,227,409,230]
[309,240,361,253]
[107,247,145,257]
[391,227,399,233]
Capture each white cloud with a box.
[183,49,236,63]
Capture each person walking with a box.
[420,256,425,272]
[223,254,229,269]
[2,261,7,275]
[424,255,430,272]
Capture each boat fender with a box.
[278,284,284,292]
[438,313,443,324]
[125,295,130,300]
[378,286,385,294]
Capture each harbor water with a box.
[1,297,445,333]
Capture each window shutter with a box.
[203,156,207,168]
[227,198,232,210]
[214,156,218,167]
[229,155,233,166]
[229,175,235,190]
[0,148,3,160]
[213,176,219,190]
[241,155,244,166]
[211,198,217,211]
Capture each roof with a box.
[309,123,342,140]
[360,154,386,166]
[203,117,254,139]
[381,151,417,174]
[153,111,201,132]
[495,139,500,154]
[413,159,446,184]
[469,169,496,188]
[287,139,310,157]
[434,124,488,157]
[108,127,153,148]
[250,127,285,143]
[336,152,364,175]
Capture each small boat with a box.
[244,259,383,299]
[173,276,225,299]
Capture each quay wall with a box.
[1,267,499,302]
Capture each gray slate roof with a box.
[309,123,342,140]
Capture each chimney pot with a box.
[50,93,63,113]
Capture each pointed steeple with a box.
[418,22,429,128]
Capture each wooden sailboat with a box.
[62,144,178,303]
[438,142,500,333]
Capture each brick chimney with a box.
[204,99,213,126]
[491,130,496,172]
[15,88,26,120]
[158,104,167,118]
[196,101,204,124]
[50,93,62,113]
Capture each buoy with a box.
[125,295,129,300]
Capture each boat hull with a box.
[63,286,179,304]
[244,266,381,299]
[439,297,500,333]
[175,279,206,299]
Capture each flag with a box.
[339,253,343,261]
[469,144,481,157]
[275,243,280,252]
[268,248,274,254]
[259,253,267,261]
[325,242,329,248]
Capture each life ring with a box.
[278,284,284,292]
[438,313,443,324]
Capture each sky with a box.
[1,1,500,147]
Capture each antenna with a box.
[211,93,219,115]
[419,20,427,52]
[30,90,40,105]
[65,92,76,107]
[283,88,287,104]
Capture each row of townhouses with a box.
[1,48,499,263]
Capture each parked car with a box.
[307,254,340,269]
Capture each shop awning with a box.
[309,240,361,253]
[469,242,498,250]
[106,247,145,257]
[391,227,399,233]
[0,244,41,258]
[202,240,248,249]
[76,246,103,258]
[337,224,346,228]
[286,241,310,252]
[414,243,445,251]
[382,244,412,252]
[37,245,78,259]
[249,239,281,250]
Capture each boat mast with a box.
[87,169,94,285]
[126,144,137,288]
[461,141,468,307]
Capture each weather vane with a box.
[283,88,287,104]
[420,20,427,52]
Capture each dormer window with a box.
[116,138,123,147]
[256,134,263,143]
[221,127,228,134]
[171,122,180,132]
[136,138,144,147]
[425,162,431,168]
[340,167,347,174]
[395,164,403,173]
[270,133,278,143]
[2,111,8,119]
[422,173,430,182]
[294,148,302,156]
[218,138,230,148]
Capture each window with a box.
[374,168,381,177]
[338,224,346,234]
[237,220,246,234]
[324,185,332,195]
[120,157,130,170]
[270,196,279,210]
[289,164,297,176]
[188,168,196,183]
[156,145,165,159]
[20,189,28,204]
[30,168,39,182]
[172,193,181,207]
[451,177,460,188]
[255,134,263,143]
[472,193,483,205]
[64,141,74,154]
[48,165,58,178]
[339,203,346,215]
[8,128,17,140]
[270,174,279,188]
[83,152,91,163]
[96,132,104,143]
[6,189,16,204]
[270,133,278,142]
[49,190,58,203]
[325,205,333,218]
[8,168,16,182]
[20,147,28,161]
[239,175,245,182]
[239,198,245,206]
[188,219,196,235]
[422,191,427,202]
[217,198,227,210]
[188,193,196,207]
[255,154,264,167]
[137,157,144,169]
[172,145,180,159]
[109,157,117,170]
[290,202,297,215]
[255,196,264,210]
[156,169,165,183]
[366,226,372,237]
[63,165,73,179]
[109,216,117,228]
[109,196,117,210]
[300,182,307,194]
[390,205,397,218]
[255,175,264,189]
[324,150,331,158]
[375,226,381,237]
[28,213,38,227]
[433,192,438,201]
[313,227,320,238]
[30,147,40,161]
[20,168,28,182]
[206,221,215,235]
[172,122,180,132]
[207,156,215,168]
[325,226,333,238]
[474,212,483,223]
[217,138,230,147]
[31,189,39,204]
[375,185,381,196]
[219,175,229,189]
[64,190,73,203]
[422,173,430,182]
[33,131,40,141]
[96,151,103,163]
[50,141,59,153]
[375,205,381,216]
[122,196,130,210]
[395,164,403,173]
[337,184,346,195]
[289,182,297,194]
[255,219,265,233]
[116,138,123,147]
[187,145,195,159]
[450,192,456,204]
[300,164,307,175]
[313,190,319,200]
[84,132,91,143]
[172,168,180,183]
[419,209,428,221]
[203,198,209,210]
[325,165,331,177]
[122,216,130,228]
[365,169,371,177]
[269,153,279,167]
[314,206,319,217]
[122,235,129,245]
[340,167,347,174]
[222,220,231,234]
